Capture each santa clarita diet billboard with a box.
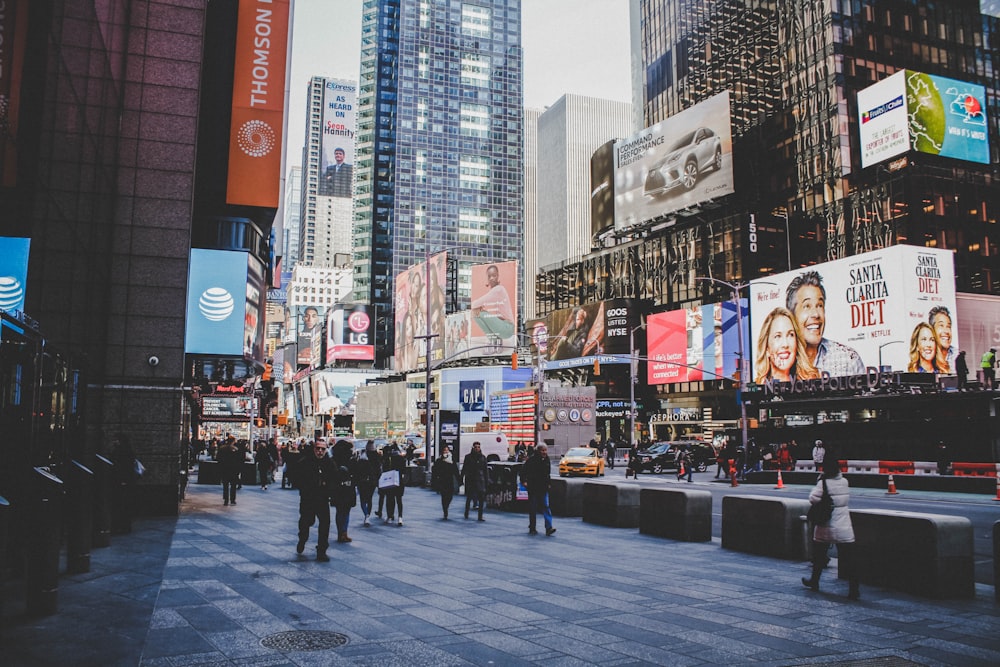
[749,246,957,382]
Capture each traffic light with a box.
[593,357,601,376]
[511,352,518,370]
[254,418,264,427]
[262,363,272,380]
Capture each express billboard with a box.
[614,91,733,230]
[319,78,357,198]
[394,252,447,372]
[858,69,989,169]
[186,249,261,356]
[646,300,746,385]
[749,245,957,381]
[325,303,375,362]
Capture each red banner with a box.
[226,0,290,207]
[0,0,28,187]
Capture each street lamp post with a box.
[695,277,750,457]
[878,340,904,370]
[629,322,646,447]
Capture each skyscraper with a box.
[352,0,524,366]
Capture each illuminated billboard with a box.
[394,252,447,372]
[0,237,30,313]
[542,299,640,370]
[295,304,325,367]
[186,249,264,356]
[325,303,375,362]
[614,91,733,230]
[226,0,290,207]
[749,245,957,381]
[590,140,615,238]
[646,300,746,385]
[319,78,357,198]
[858,70,989,169]
[470,260,518,346]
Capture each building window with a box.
[460,103,490,138]
[461,4,491,37]
[461,53,491,87]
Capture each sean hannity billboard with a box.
[749,245,957,382]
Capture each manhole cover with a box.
[260,630,349,651]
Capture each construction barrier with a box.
[951,462,998,477]
[878,460,915,475]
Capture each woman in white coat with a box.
[802,452,860,599]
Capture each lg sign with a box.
[348,310,370,344]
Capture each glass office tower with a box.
[352,0,524,366]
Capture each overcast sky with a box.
[284,0,633,171]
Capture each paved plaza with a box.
[2,478,999,666]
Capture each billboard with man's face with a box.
[749,245,957,382]
[858,70,989,168]
[319,78,357,198]
[614,91,733,230]
[296,304,325,367]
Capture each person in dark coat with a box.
[216,436,242,506]
[330,440,357,542]
[461,441,488,521]
[431,446,462,519]
[295,438,334,561]
[521,444,555,536]
[383,444,407,526]
[356,441,382,526]
[955,350,969,390]
[254,442,273,490]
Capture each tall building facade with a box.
[283,165,302,266]
[536,94,633,270]
[299,77,358,267]
[523,107,541,319]
[352,0,524,365]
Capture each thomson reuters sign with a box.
[226,0,290,208]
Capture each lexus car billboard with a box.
[325,303,375,362]
[614,91,734,230]
[749,245,957,381]
[858,69,989,169]
[646,300,746,385]
[185,249,265,358]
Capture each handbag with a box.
[807,478,834,524]
[378,469,399,490]
[134,459,146,477]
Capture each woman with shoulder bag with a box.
[802,450,860,599]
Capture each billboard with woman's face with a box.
[393,253,447,372]
[749,245,957,381]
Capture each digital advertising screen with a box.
[859,69,989,168]
[749,245,957,381]
[201,395,255,420]
[646,300,746,385]
[185,249,252,356]
[614,91,734,230]
[543,299,637,370]
[0,237,30,313]
[295,304,326,367]
[393,253,447,372]
[469,260,518,345]
[325,303,375,362]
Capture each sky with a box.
[284,0,633,172]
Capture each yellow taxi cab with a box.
[558,446,605,477]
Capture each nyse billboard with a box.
[614,91,733,230]
[858,69,989,168]
[749,245,957,381]
[543,299,640,370]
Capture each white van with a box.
[467,432,511,461]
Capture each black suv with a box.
[636,441,717,474]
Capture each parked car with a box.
[558,446,605,477]
[637,441,716,474]
[643,127,723,196]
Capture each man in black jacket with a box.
[461,442,488,521]
[295,438,334,561]
[521,444,555,536]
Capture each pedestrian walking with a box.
[606,439,616,469]
[216,436,242,506]
[801,448,860,600]
[431,446,461,519]
[295,438,334,561]
[675,446,693,482]
[254,442,273,491]
[521,444,555,536]
[330,440,357,543]
[626,442,640,477]
[812,439,825,468]
[384,444,406,526]
[462,441,488,520]
[955,350,969,390]
[355,441,381,526]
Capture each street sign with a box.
[417,401,440,410]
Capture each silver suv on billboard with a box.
[643,127,723,197]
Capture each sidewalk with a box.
[2,479,999,666]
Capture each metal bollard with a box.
[26,467,64,617]
[92,455,113,547]
[66,461,95,574]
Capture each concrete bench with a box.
[721,495,811,560]
[582,482,640,528]
[850,509,974,599]
[549,478,585,517]
[639,487,711,542]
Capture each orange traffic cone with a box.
[993,476,1000,502]
[886,473,899,495]
[774,470,785,489]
